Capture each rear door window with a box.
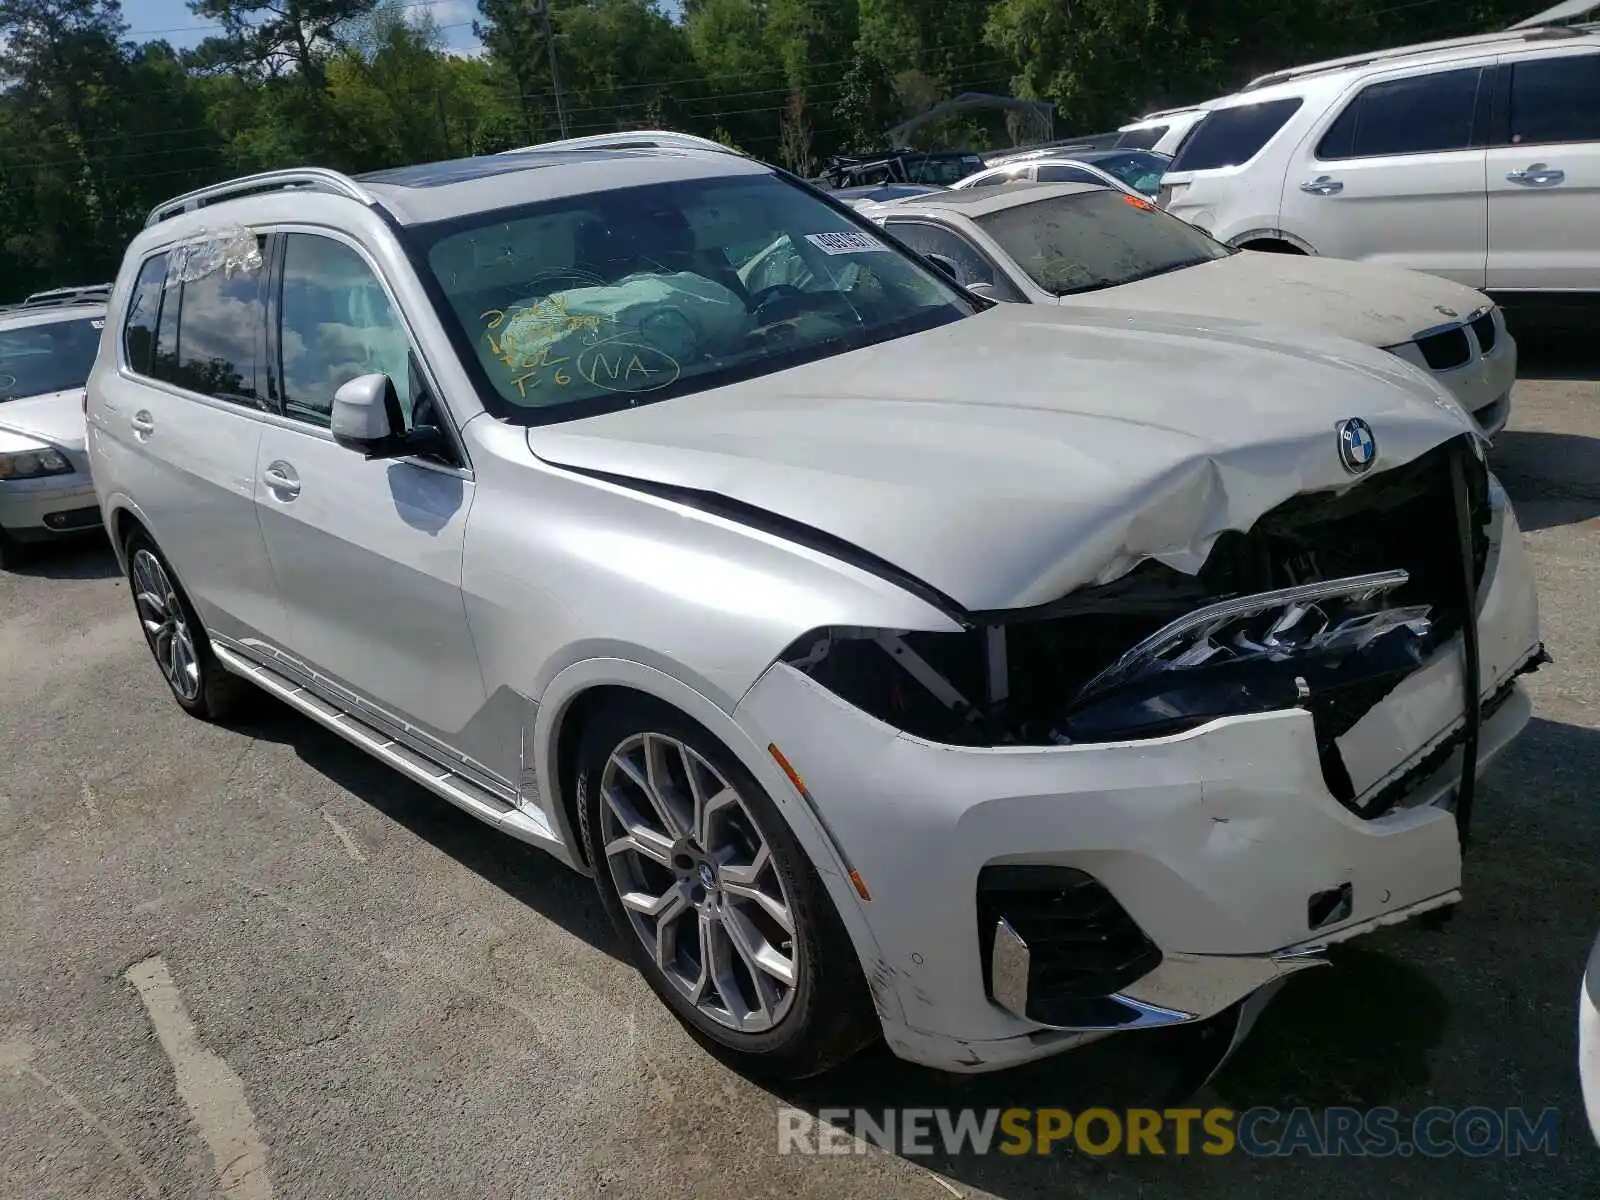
[1169,99,1304,171]
[168,237,268,408]
[1317,68,1483,160]
[1506,53,1600,145]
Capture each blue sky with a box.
[121,0,487,55]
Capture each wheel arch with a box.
[532,657,901,1024]
[1229,228,1316,254]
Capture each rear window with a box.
[1316,68,1482,160]
[1169,99,1304,172]
[974,190,1231,296]
[0,315,103,402]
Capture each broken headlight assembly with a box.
[780,569,1438,747]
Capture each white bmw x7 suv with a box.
[88,136,1545,1082]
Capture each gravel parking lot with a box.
[2,341,1597,1199]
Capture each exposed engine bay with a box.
[781,436,1510,815]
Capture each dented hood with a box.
[1058,250,1494,349]
[527,305,1477,611]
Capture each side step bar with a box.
[212,645,568,858]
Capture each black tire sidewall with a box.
[122,530,241,720]
[577,698,875,1079]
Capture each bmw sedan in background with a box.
[863,183,1515,439]
[0,291,109,565]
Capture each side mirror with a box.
[330,373,445,461]
[924,253,964,285]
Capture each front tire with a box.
[123,530,251,720]
[577,699,876,1079]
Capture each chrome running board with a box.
[211,644,567,857]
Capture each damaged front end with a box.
[781,435,1539,823]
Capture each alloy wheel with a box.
[599,732,799,1033]
[131,548,200,702]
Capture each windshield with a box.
[415,174,972,423]
[975,190,1231,296]
[0,315,102,402]
[1076,150,1173,194]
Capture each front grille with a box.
[1205,436,1489,810]
[1470,311,1497,354]
[1416,325,1472,371]
[978,865,1162,1026]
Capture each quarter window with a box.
[887,220,1015,298]
[1507,53,1600,146]
[122,253,166,375]
[1316,68,1482,160]
[1115,125,1167,150]
[1170,99,1304,171]
[278,234,415,428]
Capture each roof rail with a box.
[21,284,112,306]
[1129,105,1203,123]
[498,130,745,157]
[144,168,375,229]
[1242,24,1590,91]
[3,284,113,313]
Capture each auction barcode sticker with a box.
[805,231,891,255]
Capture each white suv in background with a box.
[1160,17,1600,320]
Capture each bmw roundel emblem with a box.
[1337,417,1377,474]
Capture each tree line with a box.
[0,0,1539,299]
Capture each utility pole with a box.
[538,0,571,139]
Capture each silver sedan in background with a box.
[0,291,109,566]
[860,183,1516,439]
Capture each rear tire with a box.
[577,697,877,1079]
[123,530,252,720]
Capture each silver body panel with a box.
[86,148,1540,1074]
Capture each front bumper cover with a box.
[732,481,1540,1073]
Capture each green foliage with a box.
[0,0,1551,298]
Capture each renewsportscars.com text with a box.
[778,1105,1562,1158]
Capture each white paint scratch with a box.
[318,808,366,862]
[123,955,272,1200]
[924,1169,964,1197]
[0,1039,160,1199]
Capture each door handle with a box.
[1505,163,1565,186]
[262,460,301,500]
[1300,176,1344,196]
[130,410,155,438]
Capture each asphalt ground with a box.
[1,336,1597,1198]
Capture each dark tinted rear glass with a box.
[1115,125,1167,149]
[1035,164,1104,184]
[1317,68,1481,160]
[1509,53,1600,145]
[1170,99,1304,171]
